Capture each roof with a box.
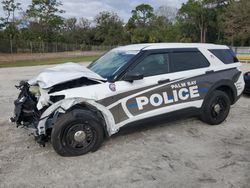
[114,43,229,51]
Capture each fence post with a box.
[10,34,13,54]
[30,41,33,53]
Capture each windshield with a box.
[88,50,139,79]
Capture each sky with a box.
[0,0,188,22]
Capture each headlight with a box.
[29,85,40,95]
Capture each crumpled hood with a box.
[28,62,106,89]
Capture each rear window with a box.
[170,51,210,72]
[209,49,238,64]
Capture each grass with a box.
[0,55,99,68]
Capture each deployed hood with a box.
[28,62,106,89]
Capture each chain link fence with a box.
[1,39,250,62]
[0,39,115,53]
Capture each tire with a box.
[200,90,231,125]
[51,109,104,156]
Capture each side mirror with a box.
[123,72,144,82]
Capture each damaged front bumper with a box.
[11,81,118,147]
[11,81,40,127]
[10,81,49,145]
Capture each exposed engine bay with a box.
[10,63,106,146]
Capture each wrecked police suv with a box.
[11,43,245,156]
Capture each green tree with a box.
[221,0,250,46]
[62,17,77,43]
[76,18,93,45]
[1,0,21,26]
[64,17,77,32]
[148,16,171,42]
[178,0,218,43]
[176,0,236,43]
[26,0,64,42]
[129,4,154,27]
[62,17,93,46]
[127,4,173,43]
[127,4,155,43]
[0,0,22,53]
[94,11,125,45]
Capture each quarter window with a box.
[209,49,238,64]
[130,53,170,77]
[170,51,209,72]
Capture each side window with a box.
[170,51,209,72]
[209,49,238,64]
[130,53,170,77]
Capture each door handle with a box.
[158,79,170,84]
[205,70,214,74]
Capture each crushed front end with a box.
[10,63,107,147]
[10,81,50,145]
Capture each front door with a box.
[106,52,172,128]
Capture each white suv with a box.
[11,43,245,156]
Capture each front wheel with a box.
[200,90,231,125]
[51,109,104,156]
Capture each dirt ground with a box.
[0,63,250,188]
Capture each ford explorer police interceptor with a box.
[11,43,244,156]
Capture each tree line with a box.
[0,0,250,53]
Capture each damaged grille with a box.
[48,77,100,94]
[12,81,40,127]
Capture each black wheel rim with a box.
[62,122,96,151]
[211,96,227,119]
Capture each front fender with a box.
[37,98,117,136]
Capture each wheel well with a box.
[66,103,108,137]
[215,85,234,104]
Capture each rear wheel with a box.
[51,109,104,156]
[200,90,231,125]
